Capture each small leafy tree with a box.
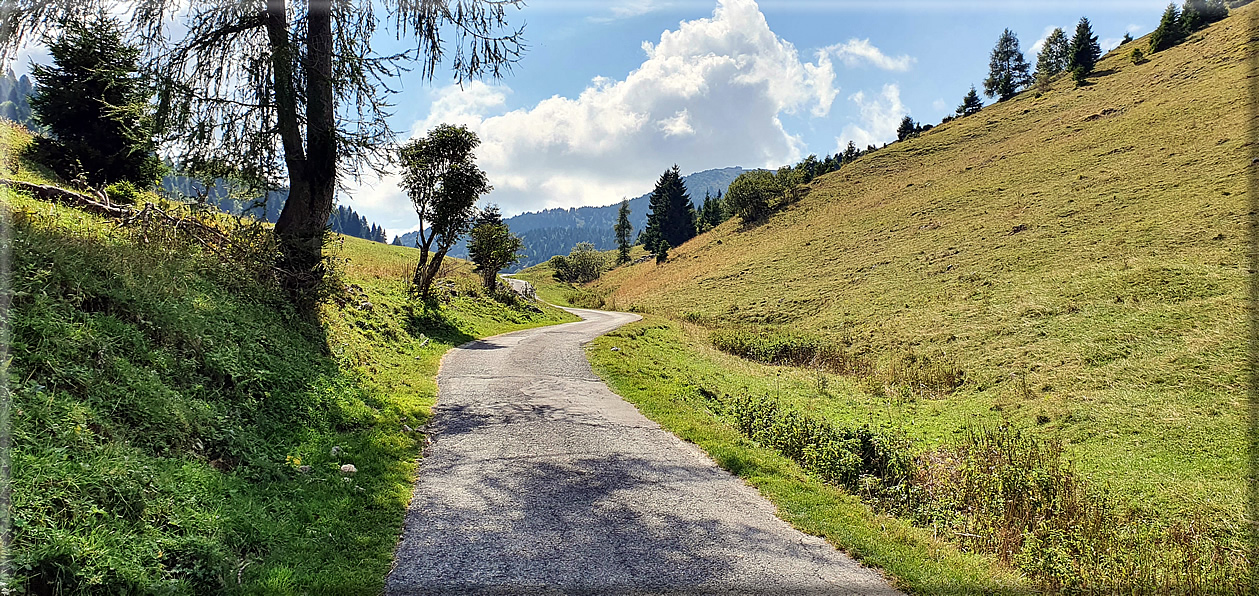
[956,85,984,117]
[656,240,669,264]
[1067,17,1102,77]
[551,242,606,284]
[984,29,1032,101]
[896,115,918,141]
[614,198,633,264]
[398,124,491,299]
[1035,28,1071,78]
[725,169,780,224]
[27,13,163,187]
[1150,3,1185,53]
[468,204,523,292]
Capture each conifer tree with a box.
[614,198,632,264]
[1035,28,1071,77]
[1150,3,1185,52]
[1068,17,1102,77]
[983,29,1032,101]
[28,13,162,187]
[956,85,984,117]
[641,165,696,252]
[842,140,860,164]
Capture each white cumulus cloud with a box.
[825,38,914,71]
[346,0,839,233]
[836,83,906,152]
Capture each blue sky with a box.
[11,0,1173,238]
[347,0,1169,238]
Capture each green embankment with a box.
[578,7,1254,594]
[4,122,575,594]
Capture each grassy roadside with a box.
[5,121,576,594]
[588,317,1029,594]
[575,9,1254,592]
[513,245,646,308]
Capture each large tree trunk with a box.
[270,0,337,294]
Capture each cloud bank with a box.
[347,0,843,234]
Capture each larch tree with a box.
[956,85,984,116]
[0,0,524,297]
[983,28,1032,101]
[1150,3,1185,52]
[1035,27,1071,78]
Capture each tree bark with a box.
[270,0,336,291]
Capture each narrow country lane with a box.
[386,307,901,595]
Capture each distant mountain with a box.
[0,69,36,129]
[394,166,745,271]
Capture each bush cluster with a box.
[710,390,1249,592]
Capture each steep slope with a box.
[593,6,1253,523]
[3,121,575,593]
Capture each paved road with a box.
[386,308,900,595]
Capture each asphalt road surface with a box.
[386,307,901,595]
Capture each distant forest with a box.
[161,177,387,243]
[393,166,745,271]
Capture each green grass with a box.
[581,8,1256,593]
[514,245,646,308]
[589,318,1029,595]
[5,122,576,594]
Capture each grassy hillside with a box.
[585,6,1254,592]
[3,122,576,594]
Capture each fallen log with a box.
[0,178,127,218]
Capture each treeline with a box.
[162,176,387,243]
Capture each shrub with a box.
[1129,47,1146,64]
[551,242,607,284]
[104,180,145,205]
[724,170,780,223]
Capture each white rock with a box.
[340,464,357,474]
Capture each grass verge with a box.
[5,122,576,594]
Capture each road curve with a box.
[386,307,900,595]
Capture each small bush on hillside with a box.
[1129,46,1146,63]
[709,389,1250,593]
[725,170,780,224]
[104,180,145,205]
[551,242,607,284]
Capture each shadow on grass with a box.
[9,212,423,594]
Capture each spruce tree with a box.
[843,140,860,164]
[614,198,632,264]
[1035,28,1071,77]
[1150,3,1184,53]
[28,13,163,187]
[641,165,696,252]
[983,29,1033,101]
[1068,17,1102,77]
[956,85,984,117]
